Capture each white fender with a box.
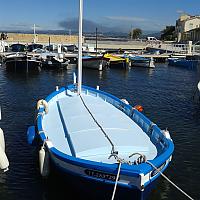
[162,129,171,140]
[0,128,5,151]
[39,146,50,177]
[121,98,129,105]
[197,81,200,92]
[37,99,48,114]
[0,145,9,172]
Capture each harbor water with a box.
[0,63,200,200]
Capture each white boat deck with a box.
[42,90,157,164]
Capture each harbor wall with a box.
[6,33,79,44]
[4,33,147,50]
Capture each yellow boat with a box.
[103,53,129,69]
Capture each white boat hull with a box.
[82,57,107,70]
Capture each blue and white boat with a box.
[129,56,155,68]
[168,57,198,69]
[27,0,174,198]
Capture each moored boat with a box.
[82,55,108,70]
[41,44,70,70]
[129,56,155,68]
[168,57,198,69]
[41,53,70,70]
[104,53,129,69]
[27,83,174,195]
[27,0,174,199]
[4,53,41,73]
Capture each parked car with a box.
[146,37,161,44]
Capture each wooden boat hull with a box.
[129,56,155,68]
[5,59,41,72]
[82,56,108,70]
[131,60,151,68]
[104,53,129,69]
[48,161,157,200]
[168,58,198,69]
[109,60,129,69]
[42,56,69,70]
[27,84,174,194]
[47,145,170,192]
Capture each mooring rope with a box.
[110,153,194,200]
[79,95,117,154]
[146,160,194,200]
[111,162,122,200]
[79,94,194,200]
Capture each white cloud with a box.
[105,16,148,22]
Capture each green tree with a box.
[129,28,142,39]
[161,26,176,41]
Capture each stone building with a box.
[176,14,200,42]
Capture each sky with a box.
[0,0,199,33]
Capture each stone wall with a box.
[6,33,79,44]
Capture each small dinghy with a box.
[82,55,108,71]
[168,57,198,69]
[27,0,174,198]
[129,56,155,68]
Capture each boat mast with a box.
[77,0,83,95]
[33,24,36,43]
[96,27,97,56]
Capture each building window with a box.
[189,23,193,30]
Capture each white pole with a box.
[34,24,35,35]
[188,41,192,54]
[33,24,36,43]
[69,29,71,44]
[77,0,83,95]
